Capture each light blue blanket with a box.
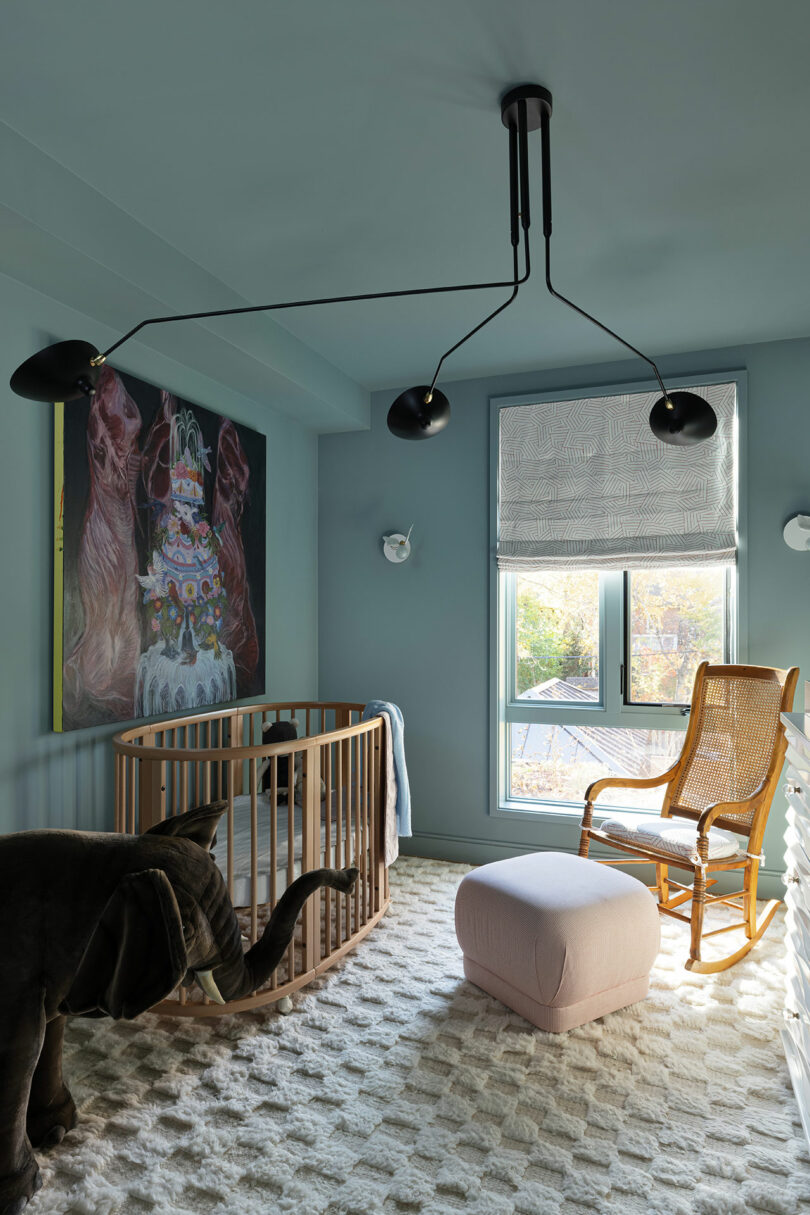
[362,700,412,840]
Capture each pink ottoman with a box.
[455,852,660,1032]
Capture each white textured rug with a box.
[29,857,810,1215]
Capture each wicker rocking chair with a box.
[579,662,799,973]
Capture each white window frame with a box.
[489,370,747,823]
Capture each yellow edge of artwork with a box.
[53,401,64,733]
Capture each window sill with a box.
[494,799,656,822]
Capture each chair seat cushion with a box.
[455,852,659,1033]
[597,814,741,863]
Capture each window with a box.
[493,377,740,815]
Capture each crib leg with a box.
[276,996,293,1015]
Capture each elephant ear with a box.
[60,869,187,1020]
[143,801,228,852]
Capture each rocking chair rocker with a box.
[579,662,799,973]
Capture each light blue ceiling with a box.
[2,0,810,421]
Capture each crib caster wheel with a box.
[277,996,293,1015]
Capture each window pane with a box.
[515,571,600,702]
[510,723,683,810]
[627,567,728,705]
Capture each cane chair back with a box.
[664,665,791,837]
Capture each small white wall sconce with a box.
[784,514,810,550]
[382,525,413,563]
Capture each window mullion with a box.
[601,571,623,716]
[503,571,515,703]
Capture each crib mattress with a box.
[215,793,347,907]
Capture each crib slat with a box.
[219,717,226,797]
[303,744,320,971]
[368,728,376,914]
[269,757,278,990]
[346,733,352,935]
[203,722,212,802]
[227,758,235,903]
[353,734,361,937]
[249,757,258,945]
[361,731,368,925]
[122,753,128,833]
[345,735,352,941]
[285,771,296,982]
[127,758,136,834]
[324,740,332,955]
[179,738,188,814]
[365,730,372,921]
[374,721,384,913]
[114,754,122,831]
[195,722,202,806]
[335,736,343,950]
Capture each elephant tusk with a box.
[194,969,226,1005]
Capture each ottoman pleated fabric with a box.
[455,852,660,1032]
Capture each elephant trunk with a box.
[205,867,358,1003]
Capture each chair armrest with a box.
[697,781,770,834]
[585,765,680,804]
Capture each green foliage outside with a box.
[515,567,727,703]
[515,571,599,696]
[628,568,726,704]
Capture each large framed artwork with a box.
[54,366,266,732]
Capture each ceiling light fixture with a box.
[9,84,716,446]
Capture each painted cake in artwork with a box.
[56,366,266,731]
[134,409,236,715]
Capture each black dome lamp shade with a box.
[8,84,717,448]
[387,387,451,440]
[10,340,103,402]
[649,390,718,446]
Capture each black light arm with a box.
[386,95,534,440]
[539,109,668,400]
[537,104,717,445]
[423,97,532,403]
[97,266,530,365]
[102,100,534,380]
[9,145,531,407]
[424,244,523,402]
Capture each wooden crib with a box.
[112,701,389,1016]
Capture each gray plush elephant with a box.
[0,801,358,1214]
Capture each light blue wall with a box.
[319,336,810,896]
[1,272,318,834]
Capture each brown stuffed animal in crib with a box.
[259,720,326,802]
[260,718,303,801]
[0,801,358,1214]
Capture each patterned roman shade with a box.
[497,382,736,571]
